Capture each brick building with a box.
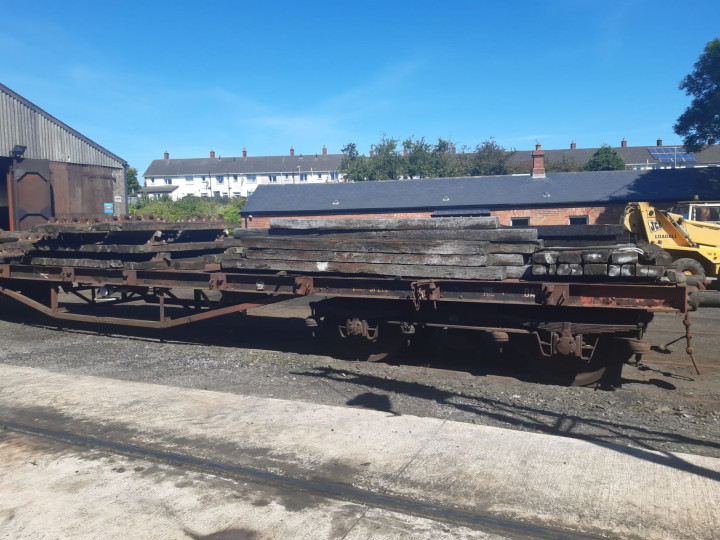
[240,145,720,228]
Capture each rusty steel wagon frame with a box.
[0,262,687,326]
[0,263,696,383]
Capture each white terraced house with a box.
[141,146,344,200]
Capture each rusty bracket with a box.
[61,267,75,282]
[209,273,226,290]
[410,280,440,311]
[539,283,569,306]
[122,270,137,286]
[294,276,314,296]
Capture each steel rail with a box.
[2,419,604,540]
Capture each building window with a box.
[316,173,322,179]
[330,172,339,181]
[247,189,255,196]
[569,216,589,225]
[232,192,241,198]
[300,173,308,182]
[269,175,277,183]
[511,217,530,227]
[216,176,224,184]
[150,178,155,184]
[185,176,194,183]
[164,178,172,185]
[202,176,207,182]
[233,175,238,182]
[213,191,221,197]
[247,175,257,183]
[285,174,290,179]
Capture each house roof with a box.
[240,167,720,216]
[138,185,179,194]
[143,154,343,177]
[509,144,720,167]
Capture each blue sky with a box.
[3,1,719,172]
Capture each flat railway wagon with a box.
[0,215,692,387]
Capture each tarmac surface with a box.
[1,362,719,539]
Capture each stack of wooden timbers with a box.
[0,215,674,283]
[223,217,674,283]
[0,216,236,271]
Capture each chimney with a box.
[570,141,576,150]
[210,149,216,158]
[290,146,295,156]
[657,138,663,147]
[242,148,247,157]
[369,148,374,158]
[322,145,327,156]
[164,151,169,160]
[403,148,408,157]
[621,138,627,148]
[531,143,546,178]
[451,144,456,154]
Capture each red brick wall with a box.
[492,204,626,226]
[243,204,626,228]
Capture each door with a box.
[11,159,53,230]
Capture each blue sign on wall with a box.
[104,203,114,214]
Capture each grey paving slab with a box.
[0,364,718,539]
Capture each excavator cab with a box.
[668,202,720,223]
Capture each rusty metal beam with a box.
[0,287,276,329]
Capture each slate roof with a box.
[509,144,720,167]
[138,185,179,194]
[240,168,720,216]
[143,154,343,177]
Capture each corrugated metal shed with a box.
[0,83,126,168]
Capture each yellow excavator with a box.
[623,201,720,283]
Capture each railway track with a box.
[2,418,597,540]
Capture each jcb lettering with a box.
[648,220,663,233]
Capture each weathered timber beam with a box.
[239,249,489,266]
[238,228,538,242]
[236,236,539,255]
[269,217,500,230]
[17,239,243,255]
[32,221,229,233]
[30,257,124,269]
[221,258,508,280]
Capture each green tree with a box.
[467,139,514,176]
[220,198,247,225]
[340,142,372,181]
[545,156,582,173]
[125,167,140,193]
[583,145,625,171]
[370,135,404,180]
[674,38,720,151]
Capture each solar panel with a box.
[648,147,696,163]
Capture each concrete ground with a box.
[1,363,718,540]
